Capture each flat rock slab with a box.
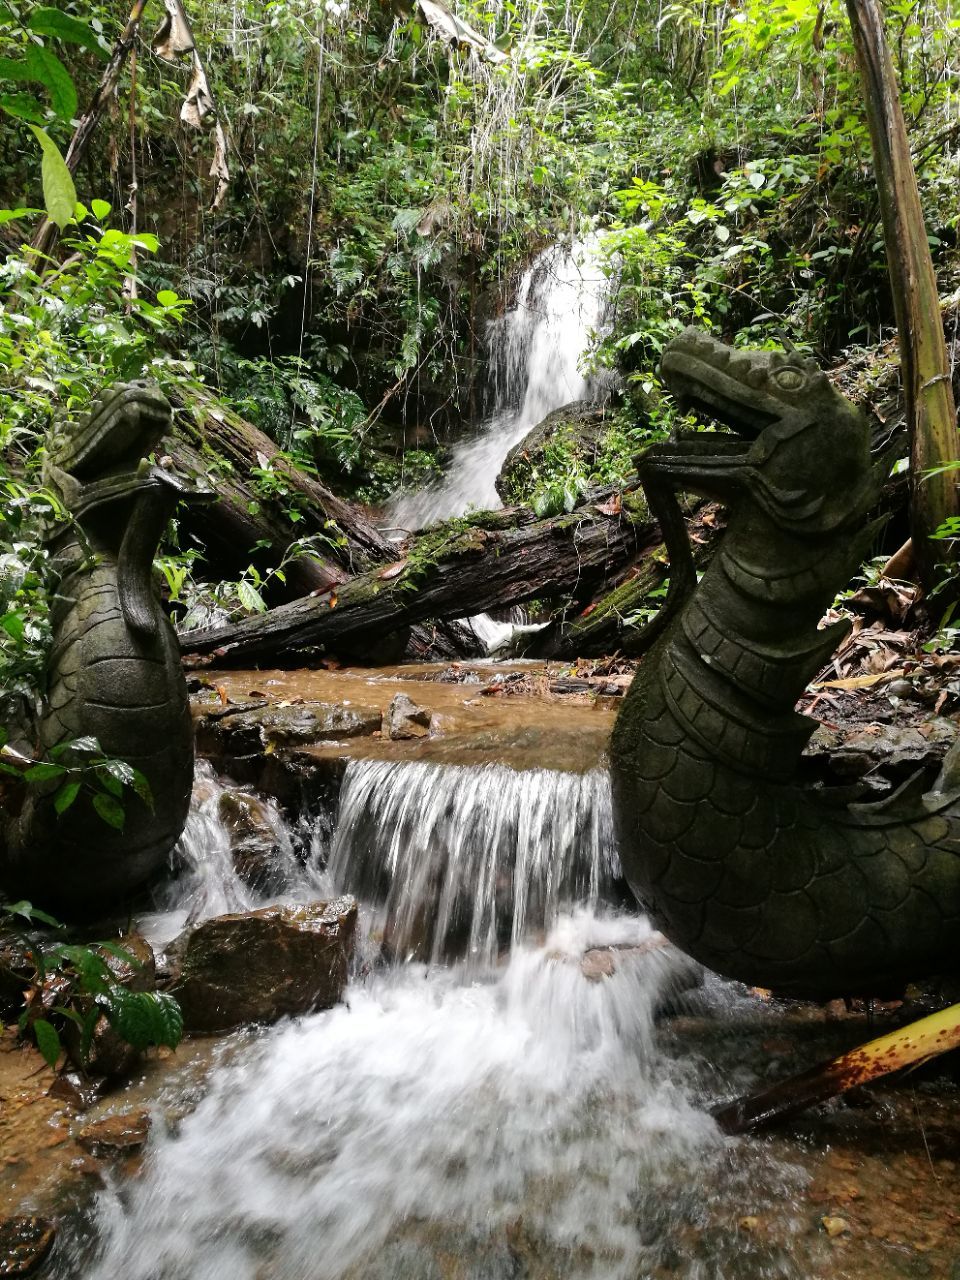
[195,700,383,758]
[169,898,357,1034]
[77,1109,151,1157]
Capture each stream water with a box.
[55,762,819,1280]
[37,757,960,1280]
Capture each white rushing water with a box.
[326,759,619,964]
[386,234,614,532]
[70,762,812,1280]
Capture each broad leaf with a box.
[28,8,107,59]
[54,780,81,814]
[28,125,77,229]
[0,47,77,120]
[92,792,125,830]
[32,1017,61,1068]
[0,91,45,123]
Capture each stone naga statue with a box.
[611,328,960,998]
[2,383,198,913]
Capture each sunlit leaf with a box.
[27,125,77,229]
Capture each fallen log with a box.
[167,431,348,597]
[170,384,394,572]
[529,503,722,658]
[180,496,651,664]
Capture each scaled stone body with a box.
[611,328,960,997]
[1,383,197,911]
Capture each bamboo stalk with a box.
[713,1003,960,1134]
[845,0,959,591]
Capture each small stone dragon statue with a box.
[2,383,199,913]
[611,328,960,997]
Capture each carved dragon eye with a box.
[773,367,806,391]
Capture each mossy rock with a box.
[494,402,613,507]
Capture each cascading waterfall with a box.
[386,234,614,532]
[326,759,619,963]
[62,756,820,1280]
[138,761,325,946]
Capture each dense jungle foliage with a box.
[1,0,960,692]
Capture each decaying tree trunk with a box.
[169,385,394,574]
[180,495,651,664]
[166,430,348,597]
[845,0,959,590]
[530,502,721,658]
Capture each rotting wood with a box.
[165,430,348,597]
[530,502,721,658]
[179,494,651,664]
[169,383,394,572]
[713,1001,960,1134]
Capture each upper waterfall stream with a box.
[386,235,613,532]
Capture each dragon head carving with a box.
[655,327,889,537]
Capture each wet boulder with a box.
[386,693,432,740]
[217,787,282,892]
[0,1216,56,1276]
[169,897,357,1033]
[77,1109,151,1157]
[495,402,615,507]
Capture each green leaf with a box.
[0,47,78,119]
[156,289,179,307]
[28,125,77,229]
[95,765,125,797]
[104,988,183,1050]
[1,611,25,641]
[28,45,76,118]
[28,8,108,58]
[54,780,81,814]
[24,761,66,782]
[79,1006,100,1061]
[0,205,38,223]
[129,768,154,809]
[237,579,267,613]
[93,792,125,830]
[32,1017,61,1068]
[3,900,63,929]
[0,91,45,123]
[90,198,111,220]
[51,735,100,758]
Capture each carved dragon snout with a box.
[611,329,960,998]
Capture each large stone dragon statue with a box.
[611,329,960,998]
[1,383,197,913]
